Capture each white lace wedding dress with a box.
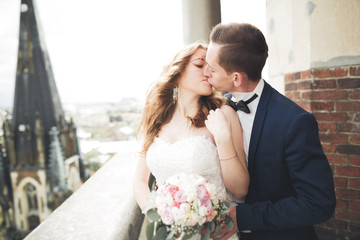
[147,135,239,240]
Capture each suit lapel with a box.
[248,81,273,176]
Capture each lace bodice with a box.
[146,135,239,240]
[147,135,228,201]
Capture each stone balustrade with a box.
[25,150,144,240]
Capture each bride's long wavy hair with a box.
[137,42,224,157]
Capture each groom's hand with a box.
[213,203,238,240]
[205,108,232,142]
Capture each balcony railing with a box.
[25,150,144,240]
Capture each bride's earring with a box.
[173,87,178,102]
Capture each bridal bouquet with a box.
[143,173,235,240]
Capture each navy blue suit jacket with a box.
[228,81,336,240]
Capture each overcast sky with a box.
[0,0,266,108]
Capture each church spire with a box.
[0,1,85,233]
[12,0,66,167]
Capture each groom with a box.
[203,23,336,240]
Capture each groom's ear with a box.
[233,72,245,88]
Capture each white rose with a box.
[186,189,197,202]
[199,216,207,225]
[205,183,217,198]
[199,206,208,217]
[179,203,190,215]
[190,174,205,186]
[192,199,201,212]
[187,212,199,226]
[172,206,185,223]
[165,193,174,206]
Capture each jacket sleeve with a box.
[236,112,336,230]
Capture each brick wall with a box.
[284,65,360,240]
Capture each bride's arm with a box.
[221,105,249,198]
[132,155,151,210]
[205,105,249,199]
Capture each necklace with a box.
[170,115,192,130]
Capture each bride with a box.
[133,42,249,239]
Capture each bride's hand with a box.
[213,203,238,240]
[205,108,232,142]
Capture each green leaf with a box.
[153,225,167,240]
[227,221,234,231]
[147,208,160,222]
[183,233,197,240]
[146,221,155,240]
[213,226,222,237]
[225,215,231,224]
[203,227,211,240]
[166,231,174,240]
[208,221,215,232]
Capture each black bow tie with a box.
[227,94,258,114]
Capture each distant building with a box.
[0,0,86,238]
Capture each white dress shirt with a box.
[231,79,265,165]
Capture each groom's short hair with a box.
[210,23,268,81]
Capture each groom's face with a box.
[204,42,234,92]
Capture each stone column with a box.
[181,0,221,44]
[267,0,360,239]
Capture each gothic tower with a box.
[1,0,86,236]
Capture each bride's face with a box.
[178,48,213,97]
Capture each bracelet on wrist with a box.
[220,152,237,161]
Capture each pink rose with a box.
[201,197,212,211]
[158,206,174,225]
[206,210,215,222]
[197,185,209,199]
[174,189,188,203]
[157,185,169,198]
[169,186,179,198]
